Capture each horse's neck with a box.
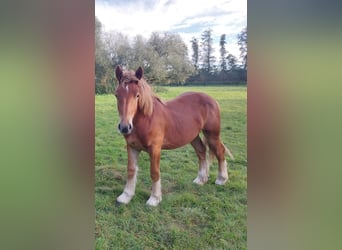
[137,96,165,119]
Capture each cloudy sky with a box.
[95,0,246,62]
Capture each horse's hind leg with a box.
[204,132,229,185]
[191,135,209,185]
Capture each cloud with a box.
[95,0,246,62]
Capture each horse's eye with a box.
[136,94,140,98]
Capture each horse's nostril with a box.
[118,124,121,130]
[129,124,132,130]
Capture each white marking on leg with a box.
[117,168,138,204]
[117,148,139,204]
[146,179,162,206]
[193,159,209,185]
[215,160,228,185]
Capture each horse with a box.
[114,66,234,206]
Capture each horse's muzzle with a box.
[118,122,133,135]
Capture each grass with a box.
[95,86,247,249]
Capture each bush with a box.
[95,84,107,95]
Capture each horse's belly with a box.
[161,129,200,149]
[161,141,187,150]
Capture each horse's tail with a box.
[203,137,235,163]
[224,144,235,161]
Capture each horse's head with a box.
[114,66,144,135]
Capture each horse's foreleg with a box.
[117,146,140,204]
[146,146,162,206]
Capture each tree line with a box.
[96,17,247,94]
[188,28,246,84]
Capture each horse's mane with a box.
[137,77,155,116]
[121,70,160,116]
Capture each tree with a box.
[162,32,194,84]
[219,34,227,72]
[200,28,216,73]
[103,31,131,68]
[237,27,247,70]
[95,17,113,94]
[147,32,193,84]
[132,34,166,83]
[227,53,238,71]
[190,37,199,71]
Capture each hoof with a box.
[146,196,162,206]
[117,192,133,204]
[215,177,228,185]
[193,176,208,185]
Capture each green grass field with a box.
[95,86,247,249]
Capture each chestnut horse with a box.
[114,66,234,206]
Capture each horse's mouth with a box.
[118,123,133,135]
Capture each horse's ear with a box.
[135,66,143,80]
[115,65,123,82]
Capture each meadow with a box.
[95,86,247,249]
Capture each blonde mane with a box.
[137,77,154,116]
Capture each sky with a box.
[95,0,247,64]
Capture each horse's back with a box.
[165,91,218,111]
